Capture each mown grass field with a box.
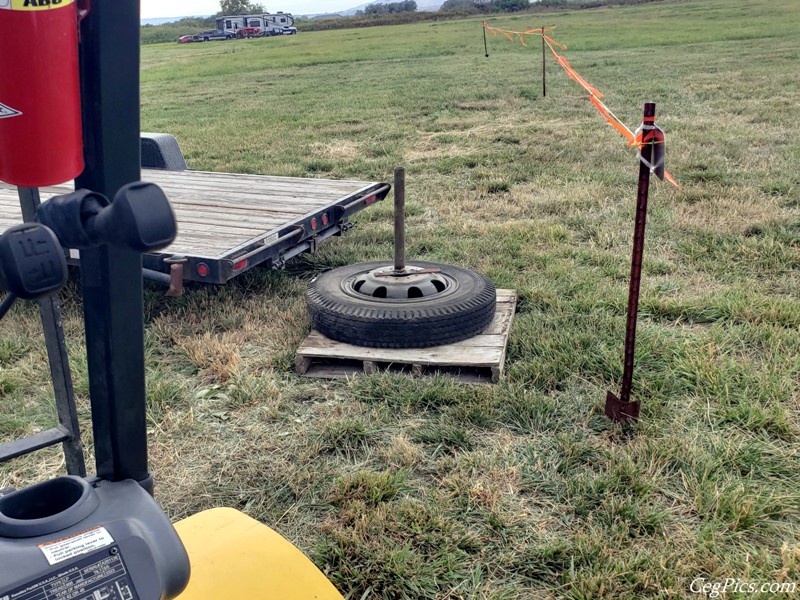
[2,0,800,597]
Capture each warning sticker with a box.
[5,0,74,10]
[1,546,140,600]
[0,103,22,120]
[38,526,115,566]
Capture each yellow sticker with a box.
[8,0,74,10]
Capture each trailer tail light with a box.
[321,213,329,226]
[196,263,210,277]
[233,259,248,271]
[364,195,376,204]
[310,218,318,230]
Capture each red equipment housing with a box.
[0,0,85,187]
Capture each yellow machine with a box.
[175,508,344,599]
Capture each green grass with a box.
[3,0,800,597]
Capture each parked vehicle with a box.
[177,35,194,43]
[281,26,297,35]
[217,12,295,38]
[196,29,234,42]
[235,26,262,38]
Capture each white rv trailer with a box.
[216,12,295,36]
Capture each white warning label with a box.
[0,102,22,119]
[2,546,139,600]
[38,526,115,566]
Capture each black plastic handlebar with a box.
[36,182,177,253]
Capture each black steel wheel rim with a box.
[339,263,459,302]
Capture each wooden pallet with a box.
[295,289,517,384]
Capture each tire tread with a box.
[306,262,496,348]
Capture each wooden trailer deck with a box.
[0,169,390,287]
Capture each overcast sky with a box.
[140,0,354,18]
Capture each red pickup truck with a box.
[236,27,262,38]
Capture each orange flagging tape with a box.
[483,23,680,189]
[482,22,559,48]
[552,52,603,99]
[589,95,634,143]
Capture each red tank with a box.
[0,0,84,187]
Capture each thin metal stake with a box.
[541,26,546,97]
[17,186,86,475]
[483,25,489,58]
[605,102,656,422]
[394,167,405,273]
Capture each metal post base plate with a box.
[605,391,640,421]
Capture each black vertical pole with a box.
[76,0,152,490]
[605,102,656,422]
[541,27,546,98]
[483,24,488,58]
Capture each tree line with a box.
[360,1,418,15]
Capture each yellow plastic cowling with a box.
[174,507,344,600]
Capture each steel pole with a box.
[394,167,405,273]
[620,102,655,401]
[605,102,656,421]
[541,27,546,98]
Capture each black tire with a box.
[306,261,496,348]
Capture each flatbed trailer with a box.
[0,169,390,291]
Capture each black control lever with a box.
[0,223,68,300]
[37,182,177,253]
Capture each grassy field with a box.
[2,0,800,597]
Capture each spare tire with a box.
[306,261,496,348]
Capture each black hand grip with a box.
[36,189,110,249]
[88,182,177,253]
[0,224,68,300]
[37,182,177,253]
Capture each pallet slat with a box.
[295,290,517,384]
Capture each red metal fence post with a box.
[605,102,657,421]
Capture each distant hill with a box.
[416,0,445,11]
[141,15,213,25]
[307,0,443,18]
